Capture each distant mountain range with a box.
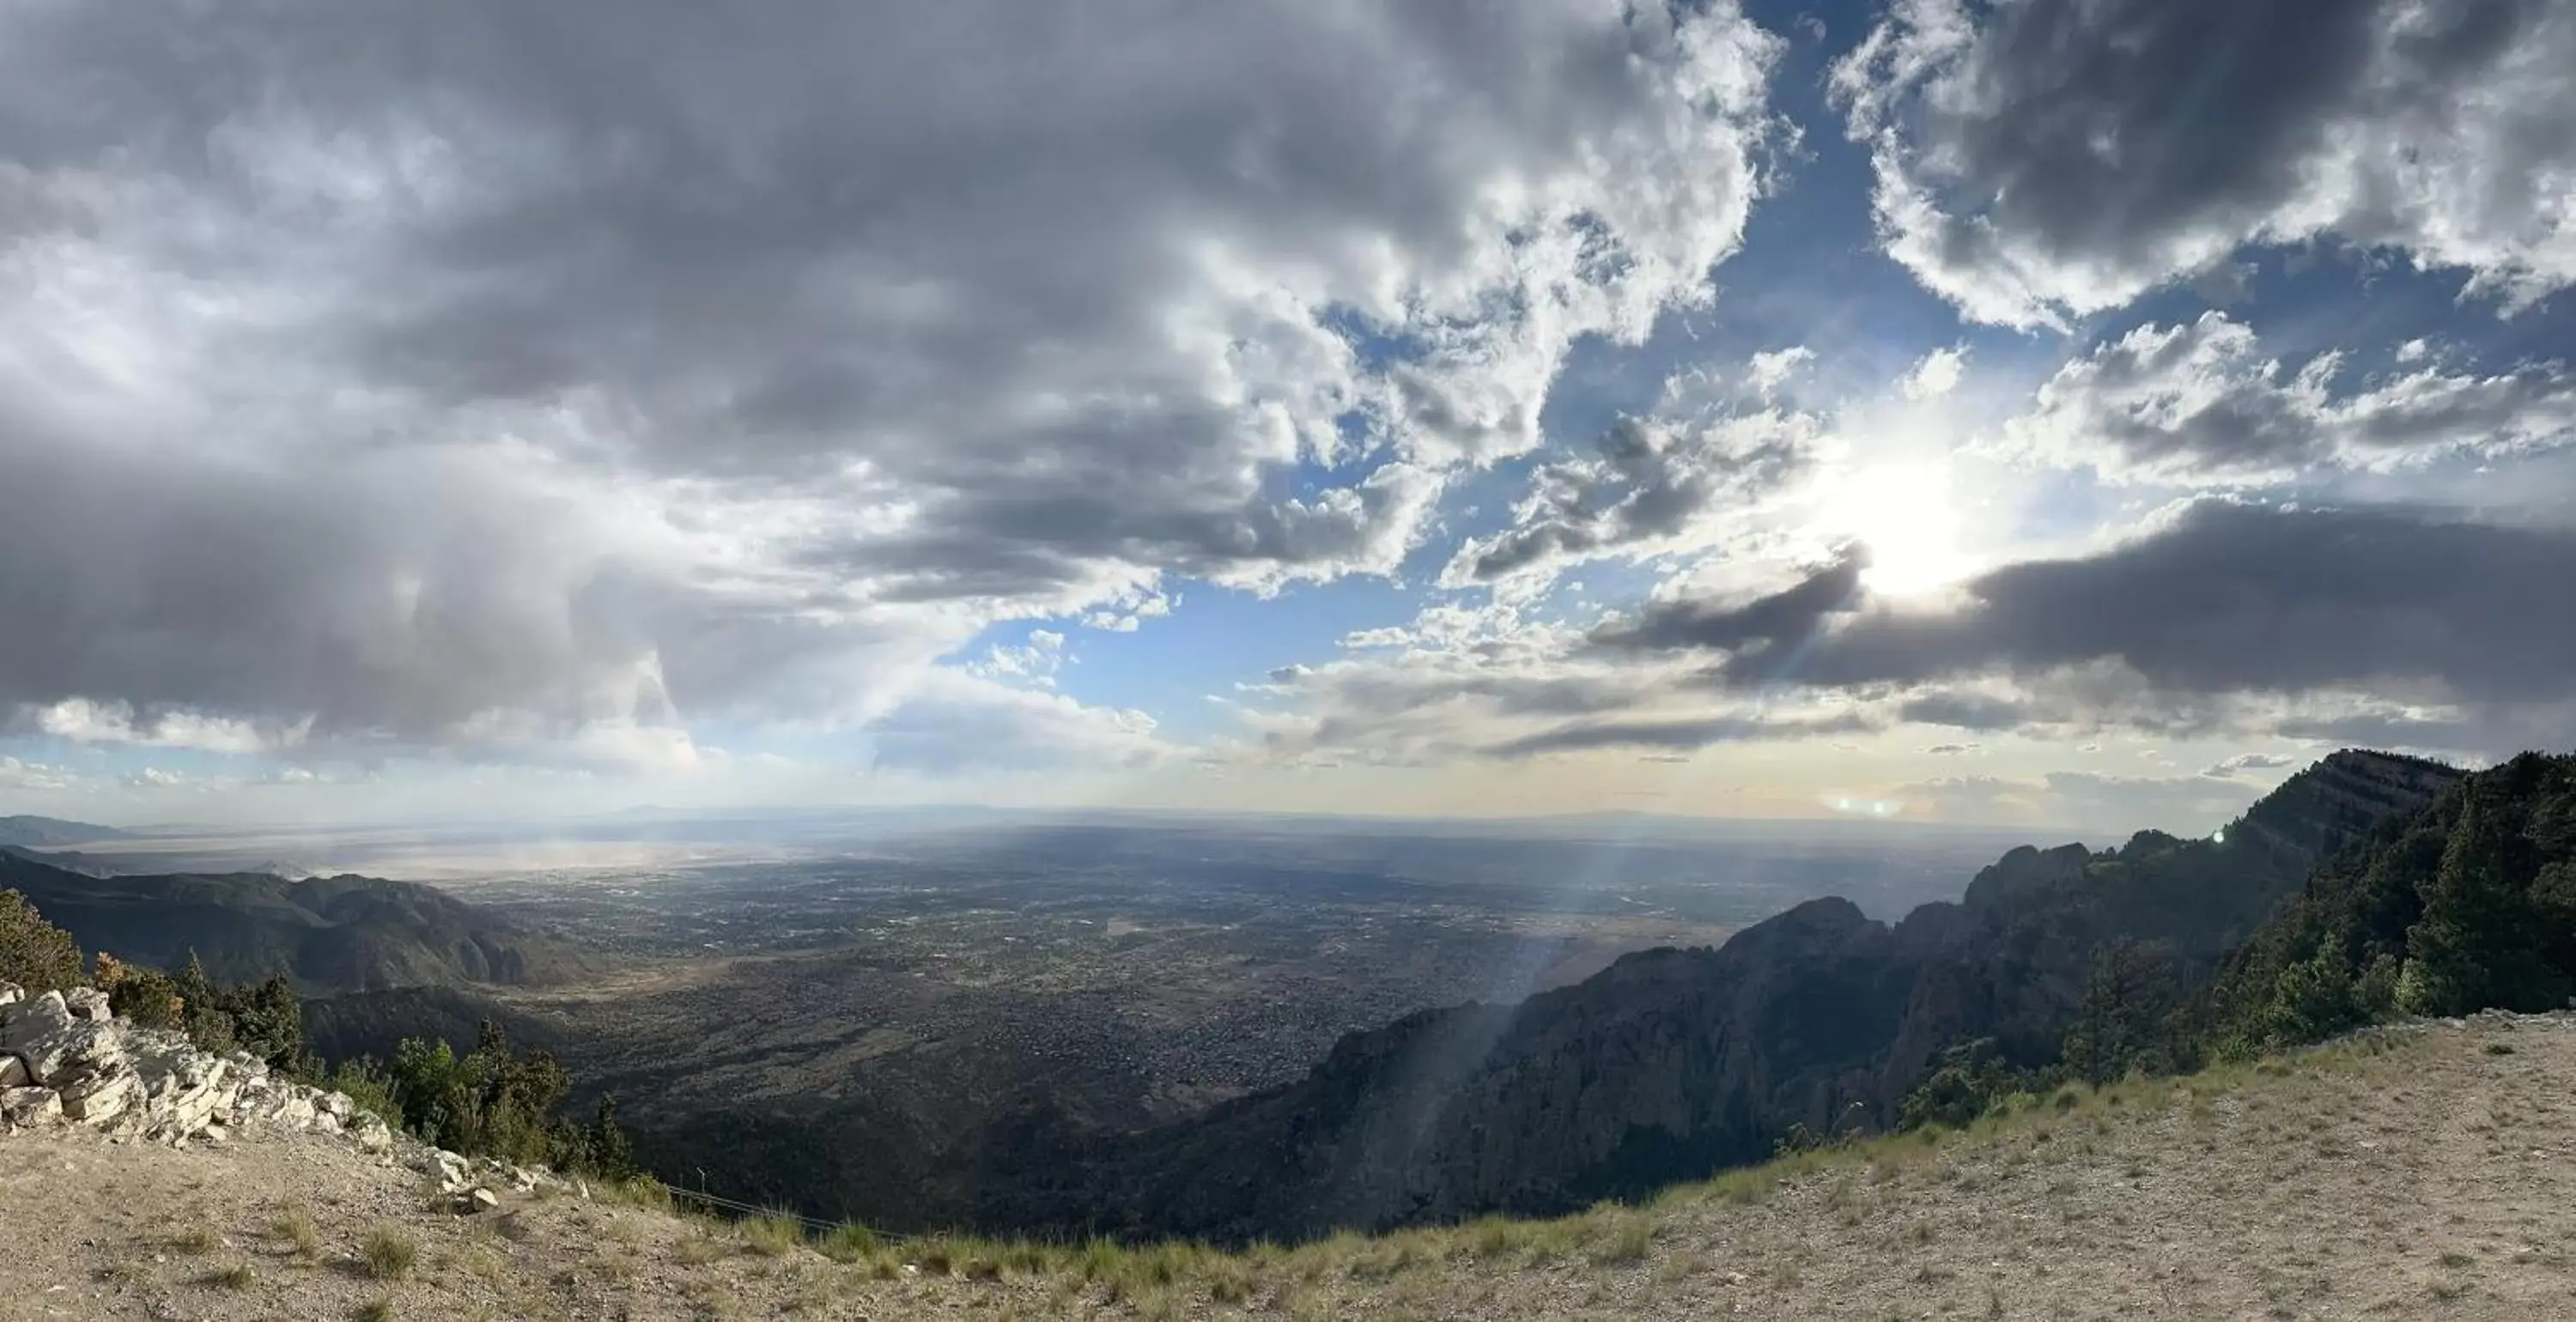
[0,848,587,993]
[966,749,2463,1241]
[0,814,133,848]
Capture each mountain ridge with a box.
[963,749,2462,1241]
[0,850,588,994]
[0,815,132,849]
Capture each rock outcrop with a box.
[0,979,394,1150]
[0,976,571,1209]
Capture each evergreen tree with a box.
[585,1093,638,1179]
[0,888,83,992]
[2062,940,2178,1084]
[173,951,238,1054]
[2397,790,2565,1015]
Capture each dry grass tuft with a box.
[360,1226,417,1281]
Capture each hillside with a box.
[963,749,2458,1241]
[6,1012,2570,1319]
[2191,750,2576,1057]
[0,851,587,993]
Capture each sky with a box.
[2,0,2573,834]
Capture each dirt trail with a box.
[6,1016,2575,1321]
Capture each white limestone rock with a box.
[64,987,113,1022]
[2,1085,62,1128]
[0,991,128,1083]
[58,1066,140,1125]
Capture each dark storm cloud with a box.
[1590,548,1869,653]
[1834,0,2576,324]
[1604,501,2576,709]
[0,0,1779,757]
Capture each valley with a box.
[279,817,2016,1227]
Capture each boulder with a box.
[351,1113,396,1155]
[422,1149,476,1194]
[2,1085,62,1128]
[0,1056,25,1089]
[64,987,113,1022]
[58,1067,139,1125]
[0,980,21,1008]
[0,991,128,1083]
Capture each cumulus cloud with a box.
[864,673,1170,777]
[28,700,277,755]
[0,756,87,794]
[1600,500,2576,752]
[1900,348,1966,400]
[1998,314,2576,483]
[1441,412,1812,585]
[0,0,1783,769]
[1832,0,2576,325]
[2203,751,2300,778]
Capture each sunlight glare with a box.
[1812,461,1977,598]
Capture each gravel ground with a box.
[6,1014,2574,1321]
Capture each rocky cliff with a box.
[976,749,2462,1242]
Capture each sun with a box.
[1809,461,1978,598]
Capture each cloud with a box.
[1441,412,1812,585]
[1889,770,2254,832]
[2203,751,2300,778]
[1592,547,1869,655]
[863,673,1170,776]
[0,756,86,794]
[1998,313,2576,483]
[1832,0,2576,325]
[0,0,1783,768]
[1746,347,1817,397]
[1922,742,1978,755]
[1481,709,1875,759]
[1601,500,2576,747]
[1901,347,1966,400]
[27,699,279,755]
[967,631,1068,689]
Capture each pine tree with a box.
[2063,940,2178,1084]
[2398,790,2564,1016]
[0,888,83,992]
